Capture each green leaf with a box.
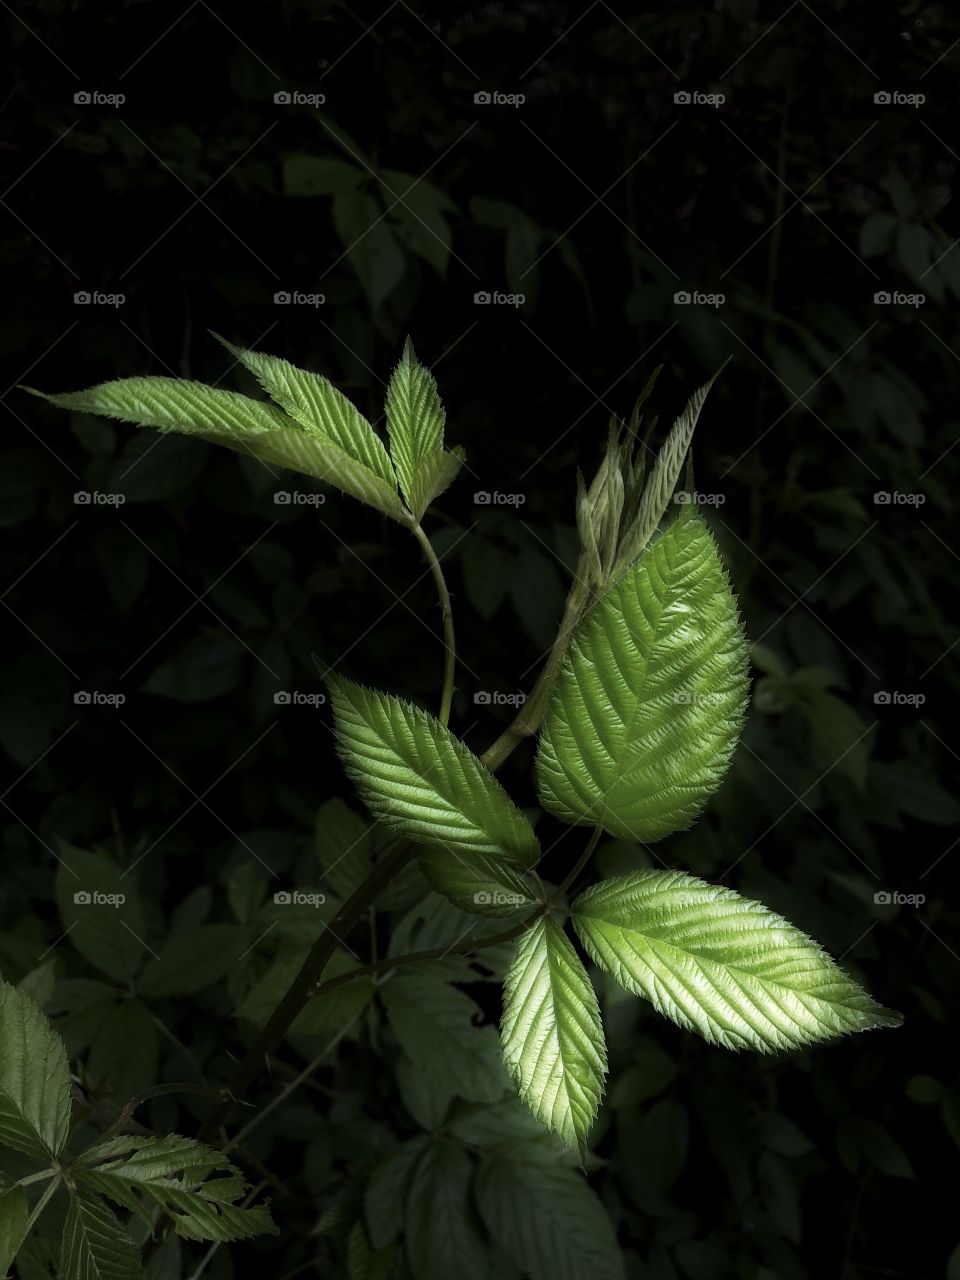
[383,170,456,278]
[405,1138,489,1280]
[0,979,72,1159]
[54,846,146,982]
[137,925,250,997]
[282,154,363,196]
[381,975,505,1102]
[211,334,397,488]
[76,1135,278,1243]
[0,1179,29,1278]
[572,870,902,1052]
[615,375,719,573]
[25,372,407,521]
[316,798,374,899]
[60,1192,140,1280]
[328,678,540,915]
[365,1136,430,1248]
[475,1156,625,1280]
[537,514,749,842]
[501,917,606,1161]
[332,189,406,311]
[384,339,462,519]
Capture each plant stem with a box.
[553,825,602,900]
[313,913,542,996]
[15,1169,57,1188]
[198,837,414,1141]
[481,573,593,770]
[410,521,456,726]
[23,1176,59,1237]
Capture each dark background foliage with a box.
[2,1,958,1277]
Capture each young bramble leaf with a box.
[211,333,398,488]
[0,978,72,1160]
[614,373,719,575]
[501,916,606,1161]
[327,678,540,915]
[60,1192,140,1280]
[537,512,749,842]
[572,870,902,1052]
[24,363,408,522]
[384,339,463,519]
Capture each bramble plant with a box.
[12,339,901,1275]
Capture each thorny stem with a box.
[200,541,593,1143]
[410,520,456,726]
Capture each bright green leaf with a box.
[572,870,902,1052]
[328,678,540,914]
[537,514,749,842]
[501,916,606,1161]
[384,339,462,518]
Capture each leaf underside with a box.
[573,870,902,1053]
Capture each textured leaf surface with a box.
[213,334,398,486]
[501,917,606,1160]
[60,1193,140,1280]
[405,1138,489,1280]
[329,678,540,910]
[26,377,407,520]
[537,513,749,842]
[76,1135,277,1244]
[616,375,717,571]
[384,340,461,518]
[572,870,902,1052]
[475,1156,625,1280]
[0,979,71,1158]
